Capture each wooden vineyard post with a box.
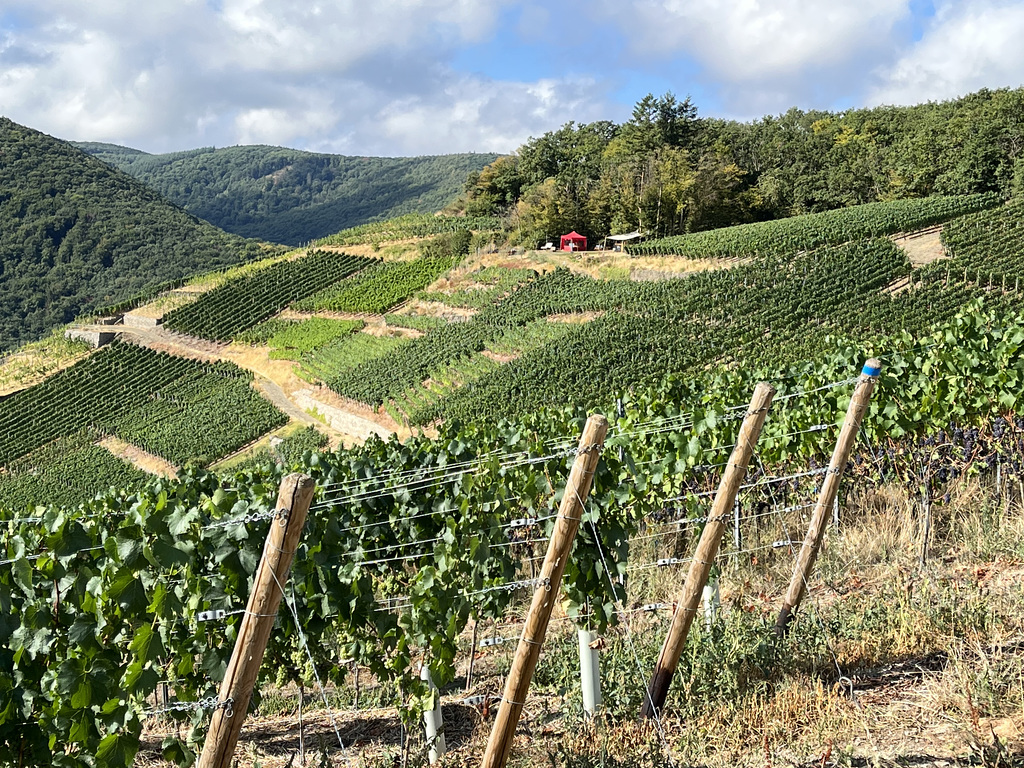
[775,359,881,637]
[480,415,609,768]
[198,473,315,768]
[639,382,775,720]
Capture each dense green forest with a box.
[76,143,499,246]
[0,119,269,351]
[457,87,1024,246]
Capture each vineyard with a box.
[322,236,1017,423]
[294,257,456,314]
[314,214,500,247]
[0,432,149,511]
[941,197,1024,283]
[3,303,1024,767]
[111,373,289,466]
[627,193,999,258]
[418,266,537,310]
[0,343,289,505]
[264,318,365,361]
[6,185,1024,767]
[298,333,410,385]
[163,251,374,341]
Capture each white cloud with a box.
[367,76,606,155]
[595,0,910,81]
[869,0,1024,106]
[0,0,593,155]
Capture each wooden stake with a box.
[480,414,609,768]
[919,475,932,567]
[198,473,315,768]
[775,360,880,636]
[639,382,775,720]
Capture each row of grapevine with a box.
[314,213,500,247]
[941,197,1024,282]
[383,313,446,332]
[0,342,288,472]
[418,266,537,309]
[293,257,456,314]
[233,318,301,345]
[111,375,289,466]
[298,333,410,384]
[0,343,215,466]
[264,318,364,360]
[5,301,1024,765]
[628,193,999,258]
[0,432,149,511]
[162,251,373,341]
[327,239,912,410]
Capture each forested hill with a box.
[458,87,1024,246]
[0,119,268,352]
[76,143,499,246]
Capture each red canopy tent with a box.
[560,231,587,252]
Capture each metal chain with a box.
[205,507,289,530]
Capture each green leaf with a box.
[108,570,148,614]
[161,737,196,767]
[96,732,139,768]
[130,624,165,664]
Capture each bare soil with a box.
[546,311,605,324]
[97,436,179,478]
[893,226,947,266]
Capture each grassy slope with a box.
[76,142,500,246]
[0,120,266,351]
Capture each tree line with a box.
[455,88,1024,247]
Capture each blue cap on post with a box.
[861,358,882,378]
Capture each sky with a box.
[1,0,1023,157]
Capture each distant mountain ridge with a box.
[0,119,267,351]
[76,142,500,246]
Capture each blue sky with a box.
[1,0,1023,156]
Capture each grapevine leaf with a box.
[96,732,139,768]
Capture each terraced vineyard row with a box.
[0,432,149,512]
[163,251,373,341]
[293,256,456,314]
[628,193,999,258]
[264,318,364,360]
[418,266,536,309]
[327,240,910,412]
[314,213,499,247]
[112,374,289,466]
[0,343,287,470]
[0,343,206,465]
[942,198,1024,283]
[299,333,410,384]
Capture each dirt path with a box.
[97,436,178,478]
[893,226,946,266]
[69,324,400,446]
